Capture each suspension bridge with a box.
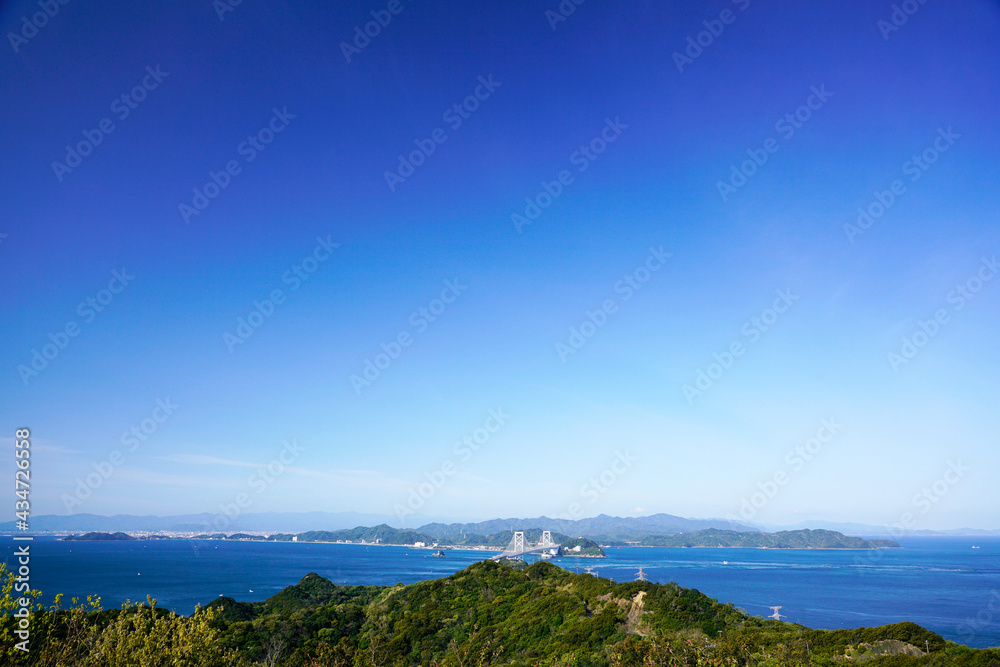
[490,531,560,560]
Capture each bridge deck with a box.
[490,544,559,560]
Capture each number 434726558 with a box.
[15,428,30,521]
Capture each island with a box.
[558,536,606,557]
[639,528,900,549]
[295,524,435,545]
[63,531,136,541]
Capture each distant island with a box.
[295,525,433,545]
[62,526,895,551]
[640,528,900,549]
[558,537,605,557]
[63,531,135,541]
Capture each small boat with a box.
[722,560,729,565]
[972,545,980,549]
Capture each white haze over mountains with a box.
[4,512,997,537]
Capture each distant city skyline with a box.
[2,1,999,531]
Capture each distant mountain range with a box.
[60,526,897,551]
[284,526,900,550]
[0,512,749,536]
[3,512,997,537]
[415,513,755,541]
[0,511,404,533]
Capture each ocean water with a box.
[3,536,998,648]
[584,538,1000,649]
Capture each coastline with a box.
[621,544,901,550]
[41,531,905,550]
[47,535,898,552]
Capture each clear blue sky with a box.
[2,0,998,530]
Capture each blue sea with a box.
[4,536,998,649]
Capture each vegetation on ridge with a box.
[62,531,136,541]
[2,559,996,666]
[640,529,900,549]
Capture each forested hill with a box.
[3,559,995,666]
[199,560,985,666]
[640,528,900,549]
[63,531,136,541]
[294,524,434,544]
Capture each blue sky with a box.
[2,0,999,530]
